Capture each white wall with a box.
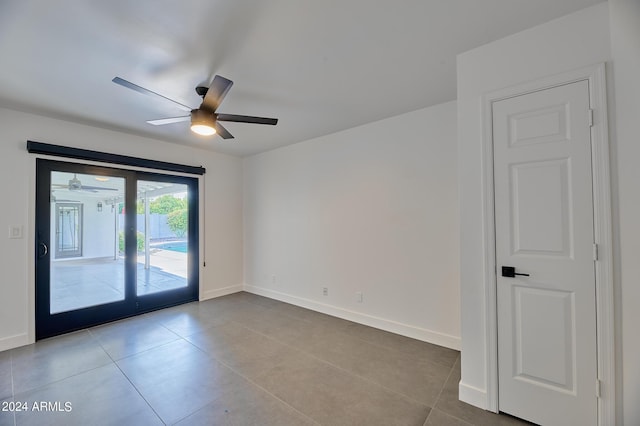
[243,101,460,349]
[609,1,640,424]
[457,0,619,415]
[0,107,243,351]
[81,200,115,259]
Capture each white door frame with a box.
[480,63,615,425]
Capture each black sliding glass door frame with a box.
[35,159,199,340]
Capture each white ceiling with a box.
[0,0,603,157]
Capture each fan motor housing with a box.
[191,108,215,122]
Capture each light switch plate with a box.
[8,225,23,239]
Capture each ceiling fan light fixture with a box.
[190,110,217,136]
[191,124,216,136]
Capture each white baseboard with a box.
[458,381,488,410]
[243,284,461,350]
[0,333,30,352]
[200,284,243,301]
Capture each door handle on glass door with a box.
[501,266,529,278]
[38,242,48,258]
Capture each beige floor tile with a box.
[253,352,430,426]
[88,315,181,360]
[0,397,15,426]
[342,322,459,368]
[424,409,473,426]
[186,324,303,378]
[116,339,245,424]
[13,364,161,426]
[302,329,450,406]
[174,378,316,425]
[10,330,112,394]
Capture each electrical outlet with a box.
[322,287,328,296]
[356,292,363,303]
[271,275,276,284]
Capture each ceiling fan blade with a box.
[201,75,233,112]
[112,77,192,112]
[146,116,191,126]
[216,113,278,125]
[80,185,119,191]
[214,122,234,139]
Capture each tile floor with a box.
[0,292,533,425]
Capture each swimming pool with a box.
[152,241,188,253]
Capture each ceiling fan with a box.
[112,75,278,139]
[52,174,119,193]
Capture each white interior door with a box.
[493,80,597,426]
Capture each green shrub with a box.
[119,231,145,253]
[150,195,187,214]
[167,209,188,238]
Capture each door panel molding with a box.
[480,63,614,425]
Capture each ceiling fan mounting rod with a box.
[195,86,209,97]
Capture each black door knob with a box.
[501,266,530,278]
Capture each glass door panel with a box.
[136,181,189,296]
[49,171,126,314]
[36,160,199,340]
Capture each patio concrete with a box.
[50,250,188,314]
